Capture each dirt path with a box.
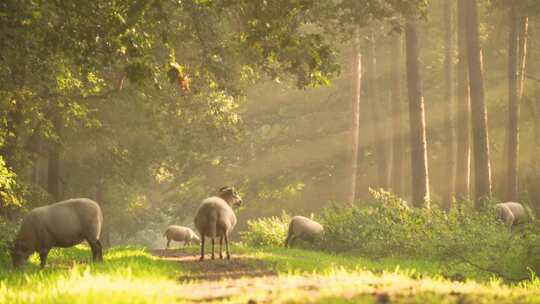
[150,249,464,303]
[151,249,277,281]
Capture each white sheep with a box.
[194,186,242,260]
[495,202,529,228]
[284,215,324,248]
[164,225,200,249]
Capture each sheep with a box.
[284,216,324,248]
[194,186,242,260]
[10,198,103,268]
[495,202,529,228]
[164,225,200,249]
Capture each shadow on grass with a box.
[151,248,277,281]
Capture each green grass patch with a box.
[0,245,539,303]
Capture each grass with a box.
[0,244,540,303]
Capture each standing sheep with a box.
[194,186,242,260]
[164,225,200,249]
[495,202,529,228]
[284,216,324,248]
[10,198,103,268]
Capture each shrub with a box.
[319,189,540,281]
[0,219,19,266]
[240,211,290,247]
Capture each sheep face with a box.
[10,244,31,268]
[218,186,243,207]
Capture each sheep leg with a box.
[166,238,171,249]
[211,238,215,260]
[199,236,205,261]
[224,234,231,260]
[39,248,49,269]
[219,237,223,259]
[284,233,291,248]
[289,236,297,248]
[88,239,103,262]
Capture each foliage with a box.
[0,218,18,266]
[317,190,540,281]
[241,211,291,247]
[0,156,20,207]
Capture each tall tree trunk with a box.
[506,5,520,202]
[391,32,404,197]
[517,16,528,100]
[464,0,492,206]
[405,20,430,208]
[347,30,362,205]
[455,0,471,202]
[47,114,62,202]
[368,33,391,190]
[443,0,457,210]
[505,13,528,202]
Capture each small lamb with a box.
[284,215,324,248]
[194,186,242,260]
[164,225,200,249]
[495,202,529,228]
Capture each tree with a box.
[347,29,362,205]
[391,32,404,197]
[442,0,457,210]
[464,0,492,205]
[366,31,391,190]
[405,20,430,208]
[455,0,471,201]
[505,3,529,202]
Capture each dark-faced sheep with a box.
[194,186,242,260]
[10,198,103,268]
[164,225,200,249]
[495,202,528,228]
[284,216,323,248]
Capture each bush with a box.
[240,211,290,247]
[0,219,19,266]
[319,189,540,281]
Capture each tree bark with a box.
[455,0,471,202]
[405,20,430,208]
[391,32,404,197]
[347,29,362,205]
[443,0,457,210]
[47,114,62,202]
[517,16,528,101]
[506,5,520,202]
[464,0,492,206]
[367,32,391,190]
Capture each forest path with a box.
[148,249,461,303]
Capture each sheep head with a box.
[218,186,243,207]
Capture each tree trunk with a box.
[391,32,404,197]
[464,0,492,206]
[443,0,457,210]
[347,30,362,205]
[47,114,62,202]
[405,20,430,208]
[517,16,528,101]
[506,5,520,202]
[455,0,471,202]
[367,32,390,190]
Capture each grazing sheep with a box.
[495,202,529,228]
[164,225,200,249]
[10,198,103,268]
[284,216,324,248]
[194,186,242,260]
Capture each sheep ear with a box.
[219,186,233,194]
